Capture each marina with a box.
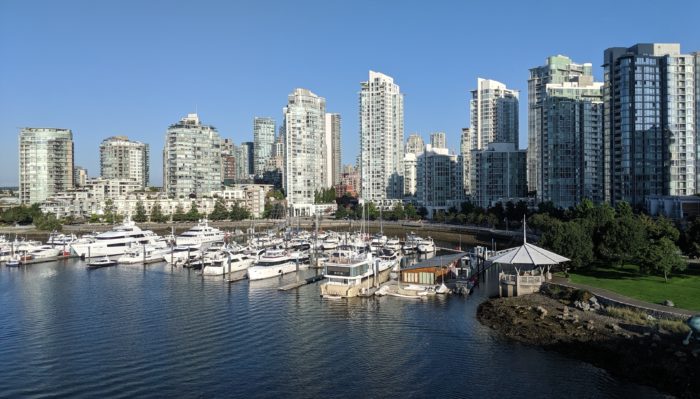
[0,255,665,398]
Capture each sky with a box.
[1,0,699,187]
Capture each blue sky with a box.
[1,0,698,186]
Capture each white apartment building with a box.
[100,136,149,188]
[360,71,404,206]
[19,127,74,204]
[283,88,327,216]
[163,113,222,198]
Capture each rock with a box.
[646,314,656,321]
[674,351,686,358]
[589,296,598,305]
[607,323,621,332]
[652,334,661,342]
[563,305,569,315]
[663,299,675,307]
[591,303,601,311]
[692,349,700,358]
[581,302,590,311]
[536,306,548,319]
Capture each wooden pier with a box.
[278,274,324,291]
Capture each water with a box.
[0,258,666,398]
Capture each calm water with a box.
[0,258,666,398]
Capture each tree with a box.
[681,216,700,257]
[172,204,186,222]
[641,237,686,282]
[599,215,645,266]
[639,214,680,242]
[231,203,251,220]
[405,203,418,220]
[185,202,200,222]
[209,199,230,221]
[540,221,594,270]
[417,206,428,219]
[34,213,62,231]
[335,205,348,219]
[103,199,116,224]
[150,202,167,223]
[390,202,405,221]
[267,189,285,201]
[133,200,148,223]
[365,202,379,220]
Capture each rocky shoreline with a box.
[477,290,699,398]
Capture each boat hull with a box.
[247,262,298,280]
[320,267,391,298]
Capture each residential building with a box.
[472,143,527,208]
[603,43,698,206]
[430,132,447,149]
[416,144,461,217]
[325,113,341,187]
[253,117,275,177]
[99,136,149,188]
[360,71,404,205]
[221,138,237,183]
[465,78,519,197]
[242,141,254,176]
[19,127,74,204]
[336,164,359,198]
[235,143,252,181]
[74,166,88,188]
[459,128,471,198]
[528,55,593,194]
[283,88,327,216]
[163,113,222,198]
[405,133,424,155]
[541,80,605,208]
[403,153,417,196]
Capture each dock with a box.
[9,254,76,266]
[278,274,324,291]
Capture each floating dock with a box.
[278,274,324,291]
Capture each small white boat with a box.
[202,252,254,276]
[118,244,169,264]
[417,237,435,253]
[385,237,401,251]
[5,254,21,267]
[87,256,117,269]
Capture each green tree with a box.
[365,202,379,220]
[335,205,348,219]
[639,214,680,242]
[405,203,418,220]
[417,206,428,219]
[540,221,594,270]
[172,204,186,222]
[231,203,251,220]
[103,199,116,224]
[681,216,700,257]
[267,189,285,201]
[390,202,405,221]
[133,200,148,223]
[150,202,167,223]
[34,213,62,231]
[599,215,645,266]
[209,199,230,221]
[185,202,200,221]
[641,237,686,282]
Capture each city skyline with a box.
[1,0,699,186]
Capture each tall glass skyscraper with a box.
[360,71,404,204]
[528,55,604,208]
[19,127,74,204]
[528,55,593,195]
[163,113,221,198]
[603,43,698,206]
[325,113,341,187]
[283,88,326,216]
[465,78,519,196]
[253,117,275,178]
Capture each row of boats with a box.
[2,219,440,297]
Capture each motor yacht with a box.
[247,248,299,280]
[320,248,391,298]
[70,219,163,258]
[175,219,225,246]
[417,237,436,253]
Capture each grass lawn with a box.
[562,264,700,312]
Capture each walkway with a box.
[549,276,697,318]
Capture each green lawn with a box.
[563,264,700,312]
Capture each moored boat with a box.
[247,248,298,281]
[87,256,117,269]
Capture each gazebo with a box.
[487,220,569,297]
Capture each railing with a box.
[499,273,545,285]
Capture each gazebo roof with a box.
[488,242,569,266]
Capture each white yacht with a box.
[320,248,391,298]
[247,248,299,281]
[378,247,402,272]
[385,237,401,251]
[47,232,78,247]
[202,252,254,276]
[70,219,163,258]
[175,219,225,246]
[417,237,436,253]
[117,244,169,264]
[369,234,387,254]
[402,233,420,254]
[322,235,340,250]
[28,245,62,260]
[163,245,202,265]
